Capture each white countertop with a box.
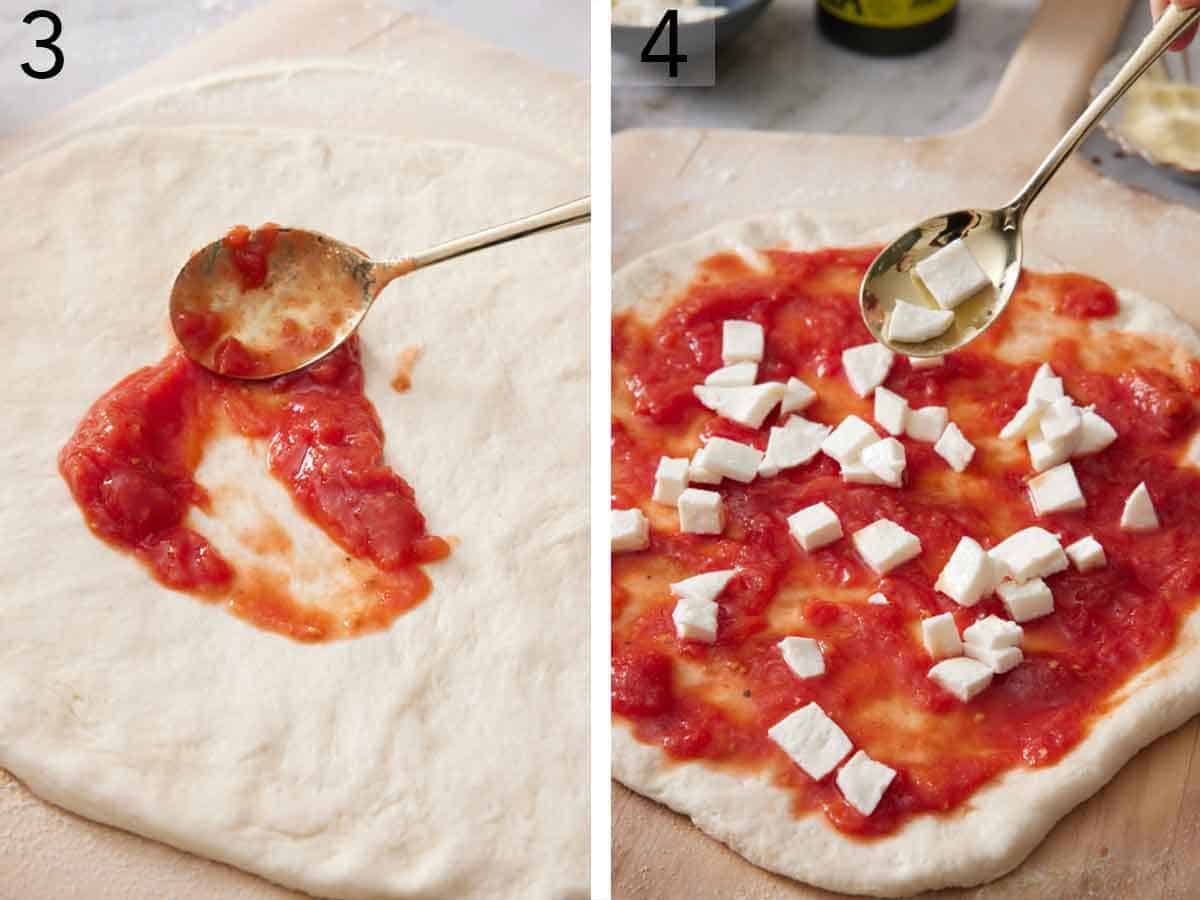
[0,0,588,137]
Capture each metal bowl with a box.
[1092,41,1200,185]
[612,0,775,58]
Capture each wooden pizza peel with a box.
[613,1,1200,897]
[0,2,585,897]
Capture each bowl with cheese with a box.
[611,0,774,58]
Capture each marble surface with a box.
[0,0,588,137]
[614,0,1200,209]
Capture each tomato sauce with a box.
[60,337,449,642]
[612,247,1200,837]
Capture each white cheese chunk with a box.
[921,612,963,660]
[1000,399,1048,441]
[867,592,890,605]
[935,536,998,607]
[861,437,906,487]
[934,422,976,472]
[759,417,831,477]
[1074,408,1117,456]
[780,376,817,415]
[842,343,895,398]
[694,437,764,484]
[1121,482,1160,532]
[988,526,1068,582]
[1186,432,1200,470]
[779,636,825,679]
[852,519,922,575]
[677,488,724,535]
[886,299,955,343]
[1027,429,1075,472]
[688,449,723,485]
[840,459,886,485]
[836,750,896,817]
[767,703,853,781]
[905,406,949,443]
[963,615,1024,650]
[821,415,880,465]
[1028,462,1086,516]
[964,642,1023,674]
[669,569,736,605]
[1028,374,1065,404]
[909,354,945,370]
[722,320,764,365]
[788,502,843,551]
[652,457,690,507]
[693,382,786,430]
[705,361,758,387]
[672,597,719,643]
[611,508,650,553]
[928,656,994,701]
[874,386,909,436]
[1065,535,1106,572]
[913,240,991,310]
[1038,397,1082,448]
[997,578,1054,622]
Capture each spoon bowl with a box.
[860,208,1022,357]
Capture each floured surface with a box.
[612,210,1200,897]
[0,120,587,899]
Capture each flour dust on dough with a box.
[612,209,1200,897]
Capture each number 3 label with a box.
[21,9,64,80]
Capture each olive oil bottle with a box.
[817,0,958,56]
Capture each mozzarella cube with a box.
[767,703,853,781]
[997,578,1054,622]
[672,597,719,643]
[669,569,736,605]
[964,642,1023,674]
[1065,535,1106,572]
[1027,429,1075,472]
[760,417,830,477]
[1028,374,1065,404]
[935,536,997,607]
[688,450,723,485]
[922,612,963,660]
[678,488,724,535]
[1121,482,1160,532]
[861,437,906,487]
[988,527,1067,582]
[836,750,896,817]
[705,361,758,387]
[886,299,955,343]
[963,615,1024,649]
[840,458,886,485]
[1000,399,1048,441]
[652,457,690,507]
[913,240,992,310]
[693,382,786,429]
[821,415,880,465]
[867,592,890,605]
[612,508,650,553]
[874,386,909,436]
[694,437,764,484]
[905,406,949,443]
[779,636,825,679]
[934,422,976,472]
[722,320,763,365]
[788,502,843,551]
[1039,397,1082,447]
[928,656,994,701]
[1186,432,1200,470]
[780,376,817,415]
[759,417,831,477]
[852,519,922,574]
[1028,462,1086,516]
[842,343,895,398]
[909,355,945,370]
[1074,408,1117,456]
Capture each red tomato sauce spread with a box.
[612,247,1200,837]
[60,336,449,642]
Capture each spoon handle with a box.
[1008,3,1200,216]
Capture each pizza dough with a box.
[0,87,588,900]
[612,209,1200,897]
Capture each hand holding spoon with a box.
[170,196,590,379]
[860,3,1200,357]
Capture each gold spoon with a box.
[170,196,590,379]
[861,4,1200,358]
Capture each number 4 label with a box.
[641,10,688,78]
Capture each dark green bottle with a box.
[817,0,958,56]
